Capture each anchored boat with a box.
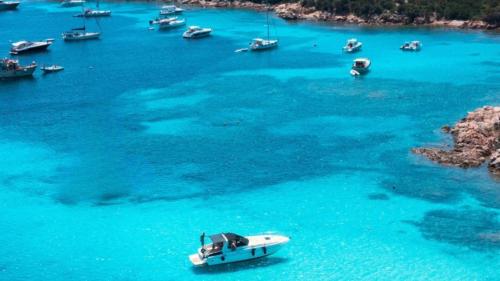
[183,26,212,39]
[351,58,371,76]
[10,39,53,55]
[74,0,110,17]
[250,5,278,51]
[343,38,362,53]
[62,26,100,41]
[0,58,36,79]
[0,0,19,11]
[189,232,289,266]
[159,4,183,16]
[400,41,422,51]
[41,65,64,73]
[60,0,85,8]
[160,18,185,29]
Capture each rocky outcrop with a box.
[412,106,500,177]
[489,150,500,176]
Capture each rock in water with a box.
[412,106,500,176]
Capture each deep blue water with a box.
[0,1,499,280]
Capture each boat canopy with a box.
[11,41,28,47]
[209,233,249,247]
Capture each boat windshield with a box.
[224,233,249,247]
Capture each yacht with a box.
[0,0,19,10]
[343,38,362,53]
[149,16,176,27]
[189,233,289,266]
[183,26,212,39]
[41,64,64,73]
[62,27,100,41]
[74,0,110,17]
[400,41,422,51]
[351,58,371,76]
[159,4,183,16]
[0,58,36,79]
[250,6,278,51]
[61,0,85,7]
[75,8,111,17]
[10,39,53,55]
[159,18,185,29]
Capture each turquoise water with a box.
[1,1,500,280]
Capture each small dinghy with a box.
[351,58,371,76]
[41,65,64,73]
[343,38,362,53]
[189,232,289,266]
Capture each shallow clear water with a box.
[1,1,500,280]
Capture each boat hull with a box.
[77,10,111,17]
[0,2,19,10]
[159,21,185,29]
[0,65,36,79]
[63,32,100,41]
[250,41,278,51]
[61,1,85,7]
[11,43,51,55]
[183,31,211,39]
[344,45,362,53]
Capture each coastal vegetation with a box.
[187,0,499,28]
[299,0,500,25]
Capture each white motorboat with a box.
[159,18,185,29]
[351,58,371,76]
[41,65,64,73]
[183,26,212,39]
[75,8,111,17]
[250,6,278,51]
[250,38,278,51]
[400,40,422,51]
[189,232,289,266]
[159,4,183,16]
[62,27,100,41]
[0,58,36,79]
[61,0,85,7]
[75,0,110,17]
[10,39,53,55]
[0,0,20,10]
[343,38,362,53]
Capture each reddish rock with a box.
[412,106,500,176]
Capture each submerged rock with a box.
[412,106,500,177]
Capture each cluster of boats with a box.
[148,5,214,39]
[0,0,112,78]
[341,38,421,76]
[1,2,423,80]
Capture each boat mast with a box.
[96,0,99,8]
[266,5,270,40]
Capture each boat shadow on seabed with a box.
[191,256,289,275]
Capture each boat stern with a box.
[189,253,206,266]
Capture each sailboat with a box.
[250,5,278,51]
[75,0,111,17]
[63,12,101,41]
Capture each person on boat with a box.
[230,240,237,250]
[200,232,205,247]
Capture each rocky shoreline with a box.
[178,0,498,30]
[412,106,500,177]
